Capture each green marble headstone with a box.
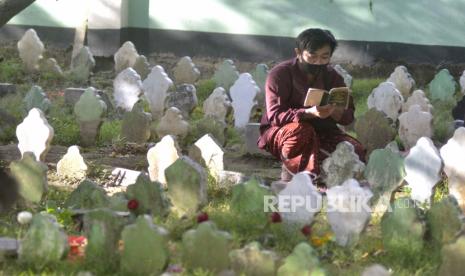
[165,156,207,216]
[182,221,232,273]
[381,197,425,257]
[277,242,323,276]
[230,177,271,221]
[18,214,68,269]
[230,241,278,276]
[126,174,170,217]
[70,46,95,83]
[74,87,107,123]
[121,215,169,275]
[23,85,51,113]
[213,59,239,90]
[121,101,152,143]
[64,179,110,210]
[10,152,48,203]
[83,208,124,270]
[428,69,457,101]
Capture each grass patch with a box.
[97,119,123,146]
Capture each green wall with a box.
[7,0,465,47]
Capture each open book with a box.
[303,87,350,109]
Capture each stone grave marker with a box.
[189,134,224,179]
[18,214,68,269]
[203,87,232,123]
[147,135,181,187]
[230,177,271,221]
[387,65,415,99]
[24,85,51,113]
[438,234,465,276]
[229,241,278,276]
[0,83,16,97]
[404,137,442,203]
[251,63,269,107]
[367,82,404,121]
[0,237,18,259]
[165,156,207,216]
[213,59,239,91]
[428,68,457,102]
[121,101,152,143]
[165,84,198,118]
[126,174,169,217]
[426,196,463,246]
[111,168,141,186]
[173,56,200,84]
[64,179,110,210]
[121,215,169,275]
[182,221,232,273]
[114,41,139,73]
[74,87,107,146]
[70,46,95,82]
[361,264,390,276]
[398,104,433,150]
[277,243,322,276]
[354,108,397,156]
[155,107,189,139]
[334,64,353,88]
[56,145,88,179]
[245,123,269,155]
[17,29,44,71]
[230,73,260,129]
[460,70,465,95]
[142,65,174,119]
[402,89,432,113]
[326,179,373,246]
[133,55,150,80]
[16,108,54,161]
[322,141,365,188]
[10,152,48,203]
[114,67,143,112]
[41,58,63,76]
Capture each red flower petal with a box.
[197,212,209,223]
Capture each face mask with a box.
[300,62,328,76]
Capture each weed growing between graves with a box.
[196,79,217,103]
[97,120,123,146]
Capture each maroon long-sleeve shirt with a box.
[258,58,355,150]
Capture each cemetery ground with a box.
[0,42,463,276]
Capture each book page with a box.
[304,88,326,107]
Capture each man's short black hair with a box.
[296,28,338,54]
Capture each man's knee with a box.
[281,122,317,159]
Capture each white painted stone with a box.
[440,127,465,213]
[460,70,465,95]
[147,135,181,187]
[230,73,260,129]
[334,64,352,88]
[189,134,224,179]
[367,82,404,121]
[326,179,373,246]
[402,89,432,113]
[142,65,174,119]
[156,107,189,139]
[213,59,239,90]
[173,56,200,84]
[203,87,231,122]
[17,29,44,71]
[322,142,365,188]
[114,68,143,112]
[362,264,391,276]
[111,168,141,187]
[16,108,54,162]
[404,137,442,203]
[387,65,415,99]
[56,146,87,179]
[278,172,322,227]
[398,105,433,150]
[114,41,139,73]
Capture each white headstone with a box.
[402,89,432,113]
[114,68,143,112]
[114,41,139,73]
[440,127,465,212]
[387,65,415,99]
[230,73,260,129]
[213,59,239,90]
[326,179,373,246]
[56,146,88,179]
[70,46,95,81]
[398,105,433,150]
[333,64,353,88]
[189,134,224,179]
[203,87,232,122]
[322,142,365,188]
[251,64,269,107]
[17,29,44,72]
[173,56,200,84]
[362,264,390,276]
[460,70,465,95]
[147,135,181,187]
[16,108,54,162]
[404,137,442,203]
[278,173,322,227]
[367,82,404,121]
[156,107,189,139]
[142,65,174,119]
